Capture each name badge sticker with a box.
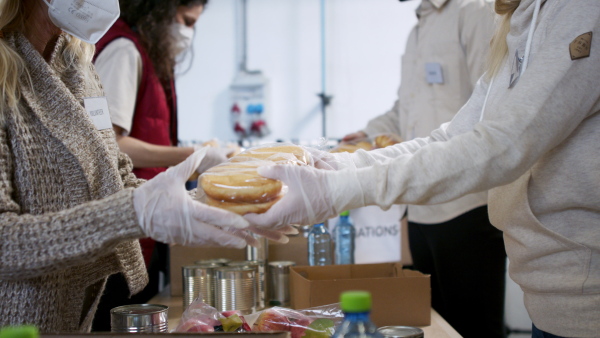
[83,97,112,130]
[425,62,444,84]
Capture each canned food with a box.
[182,264,218,308]
[110,304,168,333]
[214,266,257,314]
[267,261,295,307]
[227,261,264,309]
[377,326,424,338]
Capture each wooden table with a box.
[149,291,461,338]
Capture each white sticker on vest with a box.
[425,62,444,84]
[84,97,112,130]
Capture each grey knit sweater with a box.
[0,32,148,332]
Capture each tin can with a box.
[194,258,231,266]
[214,266,257,314]
[267,261,295,307]
[377,326,424,338]
[227,260,263,309]
[182,264,218,308]
[110,304,168,333]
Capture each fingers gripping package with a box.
[175,298,343,338]
[199,144,313,215]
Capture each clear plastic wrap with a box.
[175,298,343,338]
[198,143,313,215]
[330,140,373,153]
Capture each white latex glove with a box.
[243,165,343,228]
[193,146,234,174]
[134,148,251,248]
[305,147,358,171]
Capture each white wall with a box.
[176,0,532,332]
[176,0,419,143]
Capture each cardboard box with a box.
[170,235,308,296]
[290,263,430,327]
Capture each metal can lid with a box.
[228,260,260,267]
[110,304,169,331]
[214,266,255,279]
[110,304,168,316]
[194,258,230,266]
[377,326,424,338]
[268,261,296,273]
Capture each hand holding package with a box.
[133,148,251,248]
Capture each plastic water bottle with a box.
[308,223,332,266]
[332,291,383,338]
[334,211,355,265]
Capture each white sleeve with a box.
[345,75,489,169]
[331,2,600,212]
[94,38,142,135]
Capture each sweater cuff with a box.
[97,188,146,240]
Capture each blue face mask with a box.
[43,0,120,44]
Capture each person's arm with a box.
[96,39,196,168]
[114,125,195,168]
[332,2,600,211]
[361,98,402,137]
[0,129,145,280]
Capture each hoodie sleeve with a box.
[329,1,600,211]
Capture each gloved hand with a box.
[187,146,233,181]
[305,147,358,171]
[243,165,343,228]
[134,148,251,248]
[194,145,234,173]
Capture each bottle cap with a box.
[340,211,350,217]
[340,291,372,313]
[0,326,39,338]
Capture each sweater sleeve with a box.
[0,129,146,280]
[330,2,600,211]
[118,150,146,189]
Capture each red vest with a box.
[95,18,178,181]
[95,19,178,266]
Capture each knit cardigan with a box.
[0,32,148,332]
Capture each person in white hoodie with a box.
[246,0,600,337]
[341,1,504,336]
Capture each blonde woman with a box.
[0,0,289,332]
[247,0,600,337]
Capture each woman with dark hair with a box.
[92,0,216,330]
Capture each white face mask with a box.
[170,22,195,55]
[43,0,120,44]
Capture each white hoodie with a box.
[331,0,600,335]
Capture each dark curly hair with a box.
[119,0,208,81]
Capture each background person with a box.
[342,1,504,336]
[92,1,220,327]
[246,1,600,337]
[0,0,289,332]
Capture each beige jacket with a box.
[333,0,600,335]
[0,33,148,332]
[362,0,495,223]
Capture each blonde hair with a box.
[0,0,98,115]
[487,0,521,79]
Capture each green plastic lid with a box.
[0,326,39,338]
[340,291,372,312]
[340,211,350,217]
